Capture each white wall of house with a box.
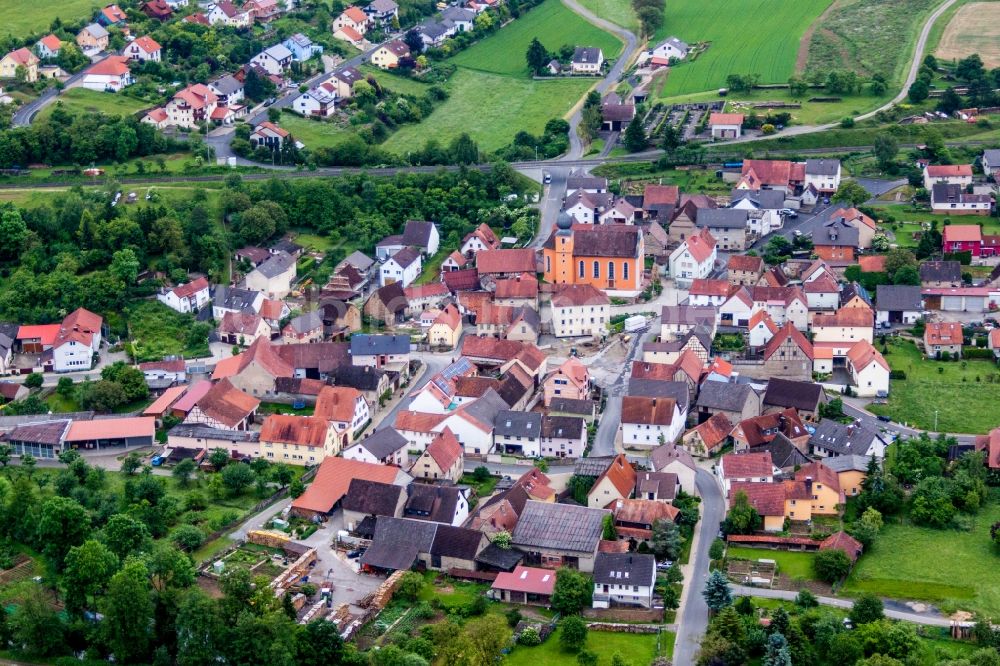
[622,410,684,449]
[53,340,93,372]
[379,256,422,288]
[850,361,889,397]
[552,303,609,338]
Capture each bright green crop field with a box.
[655,0,831,97]
[0,0,95,39]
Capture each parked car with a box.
[151,456,164,466]
[877,415,892,422]
[543,172,552,184]
[779,208,798,218]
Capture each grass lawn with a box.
[0,0,95,38]
[126,300,211,363]
[661,88,891,125]
[383,69,595,153]
[452,0,623,76]
[358,64,438,97]
[505,628,673,665]
[37,88,152,121]
[417,571,489,612]
[867,338,1000,434]
[654,0,829,98]
[278,113,356,150]
[844,503,1000,618]
[727,547,816,581]
[574,0,638,31]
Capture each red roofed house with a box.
[819,531,863,562]
[81,55,132,91]
[494,274,539,309]
[461,223,500,256]
[731,408,809,451]
[543,357,590,406]
[688,278,731,307]
[760,322,814,381]
[717,450,777,495]
[942,224,984,256]
[669,228,716,287]
[410,428,464,481]
[98,4,127,25]
[587,453,637,509]
[142,0,173,20]
[681,412,733,456]
[610,498,679,544]
[858,255,886,273]
[736,159,802,195]
[157,276,210,313]
[477,248,537,278]
[314,385,370,439]
[162,83,219,129]
[550,283,610,338]
[1,47,40,82]
[846,340,889,397]
[428,303,462,349]
[709,112,744,139]
[250,121,290,149]
[832,207,877,249]
[727,254,765,286]
[185,378,259,430]
[52,308,103,372]
[291,456,411,519]
[259,414,340,465]
[207,0,252,27]
[975,428,1000,470]
[64,417,156,451]
[620,396,685,448]
[35,34,62,59]
[219,312,271,347]
[16,324,61,354]
[924,164,974,190]
[490,565,556,605]
[924,320,964,359]
[333,5,372,35]
[126,35,162,62]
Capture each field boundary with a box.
[795,0,845,73]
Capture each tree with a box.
[110,248,140,285]
[80,379,128,412]
[23,373,42,389]
[11,585,65,657]
[396,571,425,601]
[208,448,229,471]
[893,264,920,285]
[661,123,682,151]
[491,530,512,549]
[908,78,930,103]
[764,632,792,666]
[833,180,872,207]
[56,376,74,398]
[873,134,898,168]
[703,570,733,612]
[850,592,885,625]
[559,615,588,652]
[623,119,647,152]
[101,361,149,402]
[62,539,119,614]
[788,76,809,97]
[37,496,91,569]
[636,5,664,37]
[176,590,222,666]
[103,557,154,664]
[602,513,617,540]
[172,458,197,487]
[795,588,818,608]
[709,538,726,560]
[170,524,205,551]
[102,513,151,561]
[723,490,761,534]
[289,478,305,498]
[853,506,884,548]
[525,37,549,75]
[911,476,956,528]
[813,548,851,583]
[551,568,593,615]
[449,133,479,164]
[221,463,256,496]
[121,451,143,475]
[651,519,682,560]
[884,248,917,279]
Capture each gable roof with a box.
[687,412,734,450]
[259,414,328,447]
[735,408,807,447]
[721,450,774,478]
[196,378,260,428]
[477,248,537,274]
[621,396,678,426]
[492,565,556,595]
[819,531,863,562]
[551,283,610,308]
[762,378,823,412]
[763,323,813,361]
[649,442,697,472]
[39,34,61,51]
[293,457,404,514]
[314,386,362,423]
[924,320,964,346]
[342,479,403,516]
[543,224,642,259]
[681,228,716,263]
[808,419,881,456]
[875,285,923,312]
[754,433,810,469]
[424,428,462,470]
[919,260,961,283]
[592,453,636,499]
[593,552,655,586]
[512,500,609,553]
[351,334,410,356]
[728,481,786,516]
[926,164,973,178]
[361,516,437,570]
[696,381,754,412]
[847,340,889,372]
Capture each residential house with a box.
[562,189,612,224]
[351,334,410,370]
[341,479,406,533]
[494,274,539,309]
[649,443,697,493]
[493,410,542,457]
[846,340,890,397]
[185,378,259,430]
[0,48,39,82]
[490,566,555,606]
[365,0,399,25]
[138,360,187,391]
[727,254,765,286]
[695,381,760,425]
[919,260,962,287]
[157,277,210,313]
[404,282,448,315]
[688,279,731,307]
[811,308,874,361]
[314,385,370,439]
[731,408,809,453]
[334,5,371,34]
[735,159,803,195]
[709,112,743,139]
[98,4,127,26]
[591,553,656,609]
[435,389,508,455]
[460,222,500,257]
[245,251,296,299]
[161,83,219,129]
[747,310,779,348]
[730,189,785,236]
[587,453,636,509]
[599,198,638,225]
[81,55,132,91]
[143,0,173,20]
[35,34,62,59]
[511,501,609,571]
[76,24,110,53]
[543,219,644,296]
[249,121,290,149]
[822,455,871,497]
[259,414,339,465]
[813,219,859,263]
[942,224,983,256]
[753,433,809,472]
[804,159,842,194]
[659,305,717,341]
[380,247,422,288]
[717,450,777,495]
[804,273,840,312]
[809,420,887,459]
[923,163,974,190]
[543,357,590,405]
[983,149,1000,178]
[931,183,992,215]
[550,284,610,338]
[370,39,410,69]
[830,207,877,249]
[410,428,464,481]
[219,312,271,346]
[343,427,408,467]
[621,396,685,448]
[211,337,294,396]
[428,304,462,349]
[251,44,293,76]
[668,194,718,244]
[211,286,264,319]
[924,320,964,359]
[245,0,283,22]
[51,308,102,373]
[292,81,337,117]
[875,284,923,326]
[638,36,689,64]
[281,311,324,343]
[539,415,586,458]
[477,248,537,280]
[402,482,470,526]
[376,221,440,260]
[669,228,716,287]
[681,412,733,457]
[570,47,603,73]
[206,1,252,27]
[290,456,411,520]
[761,378,825,421]
[364,282,408,325]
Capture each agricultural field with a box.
[655,0,830,98]
[0,0,94,39]
[39,89,153,121]
[844,503,1000,619]
[573,0,638,32]
[804,0,941,84]
[867,338,1000,434]
[935,1,1000,67]
[382,68,594,153]
[451,0,623,75]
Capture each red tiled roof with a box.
[726,534,816,546]
[819,531,863,562]
[432,303,461,331]
[342,5,368,22]
[16,324,60,345]
[143,385,187,416]
[942,224,982,243]
[709,112,744,125]
[260,414,329,447]
[763,323,813,361]
[803,273,839,293]
[727,254,764,273]
[551,283,609,308]
[336,24,363,42]
[813,308,874,328]
[643,184,679,206]
[687,412,733,450]
[477,249,537,275]
[722,451,774,478]
[795,461,841,494]
[740,159,794,187]
[259,298,286,321]
[443,269,479,292]
[426,427,462,470]
[735,408,807,447]
[405,282,449,300]
[494,274,538,299]
[394,410,448,433]
[314,386,362,423]
[728,481,785,516]
[847,339,889,372]
[549,357,588,390]
[196,378,260,427]
[610,497,679,524]
[171,380,212,413]
[39,34,61,50]
[924,321,963,346]
[689,278,730,297]
[491,565,555,596]
[170,276,209,299]
[684,228,716,264]
[133,35,161,52]
[292,457,400,515]
[65,417,155,442]
[219,311,265,336]
[748,309,779,334]
[593,453,636,498]
[926,164,973,178]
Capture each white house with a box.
[350,334,411,370]
[804,159,842,194]
[717,451,777,495]
[434,390,506,456]
[638,36,689,65]
[333,5,371,34]
[539,415,586,458]
[125,35,161,62]
[379,247,422,288]
[157,277,210,313]
[708,112,744,140]
[35,34,62,59]
[923,164,974,190]
[51,308,103,373]
[570,47,603,73]
[208,74,244,105]
[138,359,187,387]
[668,228,716,287]
[983,149,1000,178]
[81,55,133,92]
[251,44,293,75]
[493,410,541,457]
[394,410,447,452]
[846,340,889,398]
[244,251,296,299]
[931,183,992,215]
[206,0,252,27]
[315,386,370,440]
[162,83,219,129]
[621,396,685,449]
[592,553,656,609]
[293,81,337,117]
[550,284,610,338]
[730,189,784,236]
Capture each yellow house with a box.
[821,454,869,498]
[409,428,463,481]
[370,39,410,69]
[0,48,39,82]
[731,461,843,532]
[428,304,461,350]
[795,461,844,515]
[258,414,343,466]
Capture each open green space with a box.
[0,0,95,39]
[868,338,1000,434]
[505,627,673,665]
[383,68,594,153]
[662,88,891,125]
[654,0,830,98]
[574,0,638,32]
[38,88,152,121]
[452,0,623,75]
[727,546,817,581]
[279,113,356,150]
[126,300,211,363]
[844,503,1000,618]
[359,64,447,97]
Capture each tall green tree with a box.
[551,568,593,615]
[651,519,682,560]
[176,590,222,666]
[103,557,154,664]
[703,570,733,612]
[833,180,872,207]
[37,496,91,570]
[103,512,151,561]
[525,37,549,75]
[622,118,647,152]
[873,134,898,168]
[62,539,119,614]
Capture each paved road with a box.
[673,467,727,666]
[730,585,954,627]
[590,323,654,457]
[12,55,109,127]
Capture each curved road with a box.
[12,55,109,127]
[731,586,953,627]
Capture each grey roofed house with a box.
[494,410,542,438]
[875,285,923,312]
[805,158,840,176]
[0,322,18,341]
[821,453,873,473]
[592,552,655,586]
[984,148,1000,165]
[263,43,293,62]
[919,260,962,285]
[285,310,323,335]
[660,305,716,328]
[253,251,295,278]
[808,420,883,457]
[270,239,303,256]
[361,516,438,570]
[754,432,810,469]
[496,372,531,409]
[662,36,689,54]
[350,334,410,356]
[634,471,678,500]
[390,246,421,269]
[355,427,407,459]
[462,389,508,427]
[649,442,697,473]
[404,483,466,524]
[696,381,755,413]
[334,66,365,87]
[429,524,483,561]
[418,20,449,40]
[931,183,992,206]
[212,286,260,312]
[762,378,824,413]
[542,415,585,439]
[441,6,474,21]
[566,173,607,191]
[367,0,398,12]
[341,250,375,272]
[209,74,243,95]
[167,423,260,443]
[548,397,596,419]
[730,188,784,210]
[333,364,385,392]
[511,500,609,553]
[574,455,616,477]
[402,220,437,248]
[84,22,109,39]
[572,46,602,65]
[627,379,690,412]
[813,219,859,247]
[696,208,749,229]
[285,32,313,48]
[342,479,404,517]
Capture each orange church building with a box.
[542,214,644,296]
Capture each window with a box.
[579,260,585,278]
[623,262,629,281]
[608,262,615,281]
[546,256,551,273]
[593,261,600,278]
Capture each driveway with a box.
[299,516,384,611]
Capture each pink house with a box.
[542,357,590,406]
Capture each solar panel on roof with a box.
[441,357,473,379]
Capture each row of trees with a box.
[909,53,1000,109]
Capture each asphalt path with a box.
[12,54,109,127]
